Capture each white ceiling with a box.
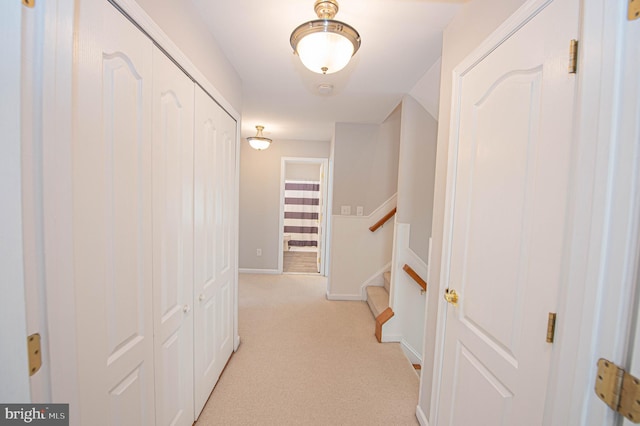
[190,0,461,142]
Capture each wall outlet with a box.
[356,206,364,216]
[256,248,262,256]
[341,205,351,215]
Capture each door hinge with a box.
[568,39,578,74]
[22,0,35,8]
[27,333,42,376]
[630,0,640,20]
[546,312,557,343]
[595,358,640,423]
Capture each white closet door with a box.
[193,86,236,418]
[73,2,155,424]
[151,47,195,426]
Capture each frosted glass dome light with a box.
[290,0,361,75]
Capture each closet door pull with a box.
[183,304,191,313]
[198,294,205,302]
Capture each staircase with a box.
[366,271,391,320]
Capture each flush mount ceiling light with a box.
[290,0,361,75]
[247,125,272,150]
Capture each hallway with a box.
[196,274,419,425]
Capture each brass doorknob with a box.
[444,289,459,307]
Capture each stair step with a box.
[366,286,389,319]
[383,271,391,293]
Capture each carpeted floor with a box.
[196,273,420,426]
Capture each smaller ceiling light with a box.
[247,125,272,151]
[290,0,361,75]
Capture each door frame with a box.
[426,0,640,424]
[278,157,330,275]
[0,0,31,403]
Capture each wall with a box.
[285,163,321,181]
[332,107,401,215]
[417,0,529,421]
[239,139,330,271]
[133,0,242,112]
[397,95,437,263]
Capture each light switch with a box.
[356,206,364,216]
[341,205,351,215]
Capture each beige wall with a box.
[418,0,529,417]
[397,95,438,263]
[239,139,330,271]
[332,107,401,215]
[134,0,242,111]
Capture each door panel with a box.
[74,2,155,424]
[435,0,578,424]
[194,86,236,418]
[152,47,194,426]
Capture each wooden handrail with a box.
[369,207,397,232]
[375,307,394,343]
[403,264,427,293]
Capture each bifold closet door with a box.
[151,47,195,426]
[193,86,236,418]
[73,2,155,424]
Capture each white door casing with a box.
[73,2,155,423]
[193,85,236,418]
[0,0,31,403]
[152,46,195,426]
[432,0,578,424]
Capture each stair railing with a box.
[369,207,397,232]
[402,264,427,294]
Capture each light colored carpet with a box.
[196,273,420,426]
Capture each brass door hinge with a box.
[22,0,35,7]
[595,358,640,423]
[27,333,42,376]
[630,0,640,20]
[568,39,578,74]
[546,312,557,343]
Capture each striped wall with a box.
[284,181,320,249]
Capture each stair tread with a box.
[366,286,389,319]
[383,271,391,292]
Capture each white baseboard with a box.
[401,339,422,365]
[416,404,429,426]
[325,292,362,301]
[381,333,402,343]
[239,268,280,274]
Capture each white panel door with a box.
[435,0,578,424]
[152,47,195,426]
[73,2,155,424]
[193,86,236,418]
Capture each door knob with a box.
[183,304,191,313]
[444,289,459,307]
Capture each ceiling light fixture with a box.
[290,0,361,75]
[247,125,272,151]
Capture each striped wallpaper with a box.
[284,181,320,249]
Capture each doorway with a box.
[279,157,329,275]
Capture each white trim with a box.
[239,268,281,275]
[544,0,640,424]
[401,339,423,365]
[110,0,240,122]
[0,0,30,403]
[381,333,402,343]
[428,0,558,423]
[41,0,80,416]
[416,405,429,426]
